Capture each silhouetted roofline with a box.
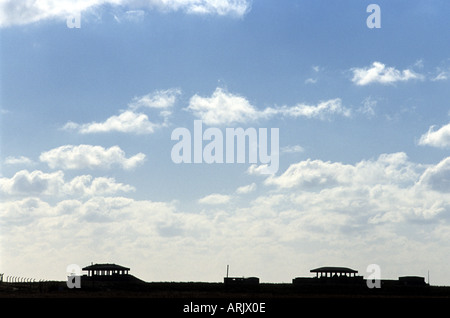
[82,263,130,271]
[310,267,357,273]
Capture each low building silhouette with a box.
[224,277,260,286]
[82,263,130,277]
[398,276,427,286]
[293,266,428,289]
[80,263,145,289]
[293,266,364,286]
[310,266,359,278]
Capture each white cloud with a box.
[419,157,450,192]
[265,152,420,190]
[264,159,352,189]
[187,87,350,125]
[39,144,145,170]
[304,78,317,84]
[145,0,251,17]
[351,61,423,86]
[198,193,231,204]
[2,153,450,284]
[247,164,272,176]
[304,65,321,84]
[65,175,135,197]
[0,170,64,196]
[281,145,304,154]
[0,197,55,226]
[0,169,134,197]
[187,87,266,125]
[430,64,450,82]
[276,98,351,120]
[357,97,377,118]
[0,0,251,28]
[418,123,450,148]
[431,71,449,81]
[64,110,160,134]
[3,156,34,166]
[114,9,145,23]
[236,183,256,194]
[64,89,178,134]
[128,88,181,110]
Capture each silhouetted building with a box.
[293,266,429,289]
[224,277,259,286]
[293,266,364,286]
[310,266,358,278]
[82,263,130,277]
[398,276,426,286]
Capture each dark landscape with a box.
[3,271,449,314]
[2,275,449,299]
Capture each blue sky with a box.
[1,0,450,285]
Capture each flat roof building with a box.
[82,263,130,277]
[310,266,358,278]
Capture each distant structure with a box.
[398,276,426,286]
[310,266,359,278]
[293,266,364,285]
[293,266,428,287]
[224,277,260,286]
[223,265,259,288]
[82,263,130,277]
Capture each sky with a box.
[1,0,450,285]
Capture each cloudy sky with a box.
[1,0,450,285]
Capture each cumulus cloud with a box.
[187,87,266,125]
[3,156,34,166]
[64,110,160,134]
[198,193,231,204]
[128,88,181,110]
[66,88,349,133]
[247,164,272,176]
[351,61,423,86]
[0,169,134,197]
[0,197,54,226]
[236,183,256,194]
[418,123,450,148]
[264,159,351,189]
[186,87,350,125]
[65,175,135,197]
[0,0,251,28]
[39,144,145,170]
[2,153,450,283]
[63,89,179,134]
[419,157,450,192]
[0,170,64,196]
[264,152,420,190]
